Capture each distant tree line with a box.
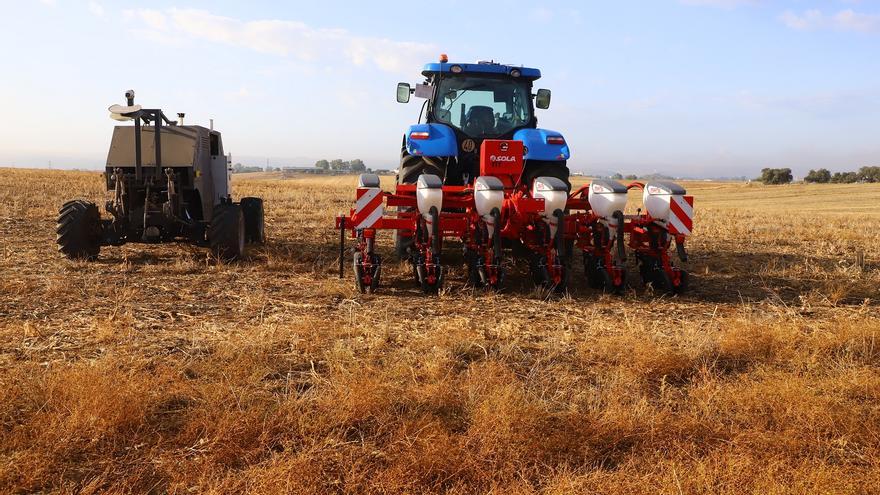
[314,159,367,172]
[804,166,880,184]
[609,172,673,181]
[231,163,263,174]
[759,166,880,185]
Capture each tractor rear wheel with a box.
[209,203,246,260]
[57,200,101,260]
[241,197,265,244]
[522,160,571,191]
[394,149,447,260]
[398,152,447,185]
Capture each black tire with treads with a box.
[521,160,571,191]
[209,203,246,260]
[398,152,447,185]
[394,145,448,260]
[56,200,101,260]
[240,197,265,244]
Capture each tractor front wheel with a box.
[209,203,246,260]
[57,200,101,260]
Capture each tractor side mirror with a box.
[396,83,412,103]
[535,89,551,109]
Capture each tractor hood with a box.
[422,62,541,81]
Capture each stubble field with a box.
[1,168,879,494]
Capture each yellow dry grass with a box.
[0,168,878,494]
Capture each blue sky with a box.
[1,0,878,177]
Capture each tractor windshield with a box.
[432,76,531,138]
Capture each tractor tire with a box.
[57,200,101,260]
[209,203,246,261]
[398,152,447,185]
[394,149,447,260]
[240,197,265,244]
[522,160,571,191]
[393,231,411,261]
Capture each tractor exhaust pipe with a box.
[126,90,143,182]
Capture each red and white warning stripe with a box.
[354,187,384,230]
[667,195,693,236]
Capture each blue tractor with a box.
[394,56,571,258]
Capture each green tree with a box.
[760,168,793,185]
[858,166,880,183]
[624,174,638,180]
[315,159,329,170]
[611,173,623,180]
[330,159,344,171]
[831,171,860,183]
[350,159,366,172]
[804,168,831,183]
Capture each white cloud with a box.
[833,9,880,32]
[124,8,436,74]
[124,9,169,31]
[88,1,104,17]
[779,9,823,30]
[780,8,880,33]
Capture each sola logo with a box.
[490,155,516,162]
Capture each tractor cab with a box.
[423,68,537,138]
[395,56,569,188]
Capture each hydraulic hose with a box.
[613,210,626,262]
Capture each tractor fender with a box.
[514,128,571,161]
[405,123,458,157]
